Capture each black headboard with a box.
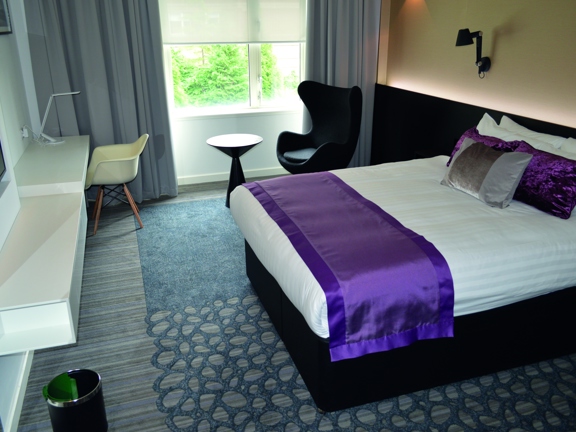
[370,84,576,165]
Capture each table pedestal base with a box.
[227,157,246,208]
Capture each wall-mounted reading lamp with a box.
[36,91,81,145]
[456,28,491,78]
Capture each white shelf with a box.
[0,136,89,431]
[0,193,87,355]
[0,351,33,432]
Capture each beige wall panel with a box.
[377,0,391,84]
[380,0,576,129]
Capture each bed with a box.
[229,85,576,412]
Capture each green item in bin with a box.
[43,372,79,402]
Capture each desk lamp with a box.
[37,91,81,145]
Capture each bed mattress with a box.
[230,156,576,339]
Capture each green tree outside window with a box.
[171,44,299,109]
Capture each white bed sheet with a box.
[230,156,576,339]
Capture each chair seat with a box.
[283,148,317,163]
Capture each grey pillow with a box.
[441,138,533,208]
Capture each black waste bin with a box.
[43,369,108,432]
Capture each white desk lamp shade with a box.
[38,91,81,144]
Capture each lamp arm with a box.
[475,33,483,65]
[474,31,491,76]
[39,95,55,135]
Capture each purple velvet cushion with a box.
[448,127,523,166]
[513,142,576,219]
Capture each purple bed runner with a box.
[244,172,454,361]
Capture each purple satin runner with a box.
[245,172,454,361]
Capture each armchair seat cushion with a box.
[283,148,317,163]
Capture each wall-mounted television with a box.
[0,138,7,182]
[0,134,19,251]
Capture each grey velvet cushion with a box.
[441,138,533,208]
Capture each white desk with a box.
[14,136,90,197]
[0,136,89,431]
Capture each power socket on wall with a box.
[21,126,29,138]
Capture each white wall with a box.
[0,0,33,165]
[172,109,302,184]
[0,0,32,250]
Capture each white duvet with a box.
[230,156,576,339]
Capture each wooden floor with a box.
[146,181,227,206]
[139,177,278,208]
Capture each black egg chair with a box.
[277,81,363,174]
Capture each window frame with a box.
[163,42,305,118]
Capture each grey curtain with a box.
[305,0,381,167]
[25,0,178,201]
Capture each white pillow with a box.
[561,137,576,154]
[476,113,552,150]
[500,115,567,149]
[477,113,516,140]
[530,143,576,161]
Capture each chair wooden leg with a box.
[124,184,144,229]
[93,186,104,235]
[92,186,103,220]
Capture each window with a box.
[159,0,306,114]
[168,43,303,113]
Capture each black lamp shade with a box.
[456,28,473,46]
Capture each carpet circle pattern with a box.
[146,294,576,431]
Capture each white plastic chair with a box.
[85,134,149,235]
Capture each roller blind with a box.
[159,0,306,44]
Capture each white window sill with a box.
[171,105,302,120]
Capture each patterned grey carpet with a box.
[137,199,576,431]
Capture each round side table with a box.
[207,133,263,207]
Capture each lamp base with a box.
[35,133,65,146]
[477,57,491,74]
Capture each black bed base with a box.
[246,241,576,412]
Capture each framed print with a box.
[0,0,12,35]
